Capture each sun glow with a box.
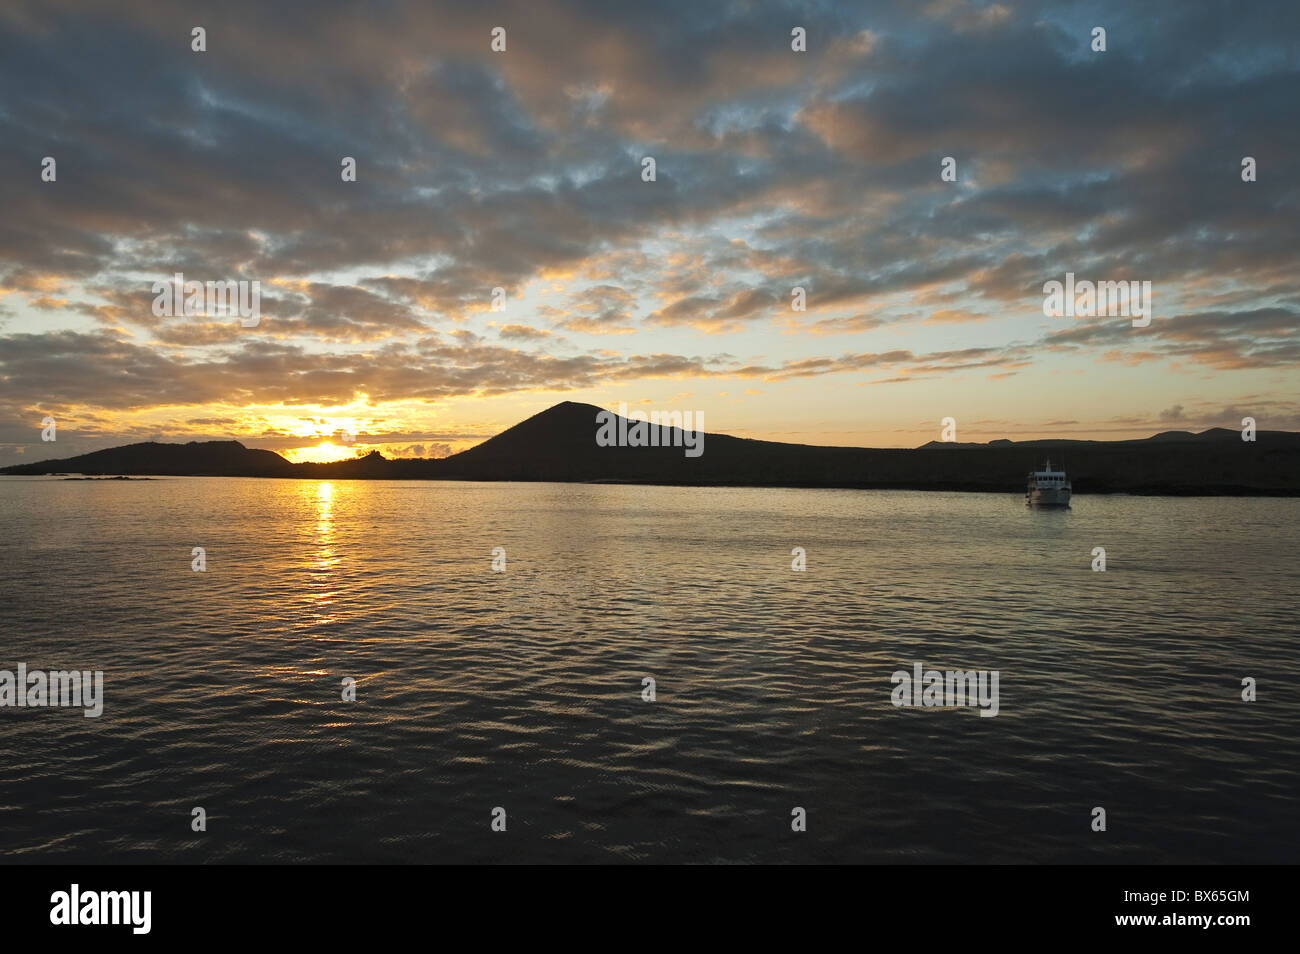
[284,442,361,464]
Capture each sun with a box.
[284,442,358,464]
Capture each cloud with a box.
[497,323,553,340]
[0,0,1296,446]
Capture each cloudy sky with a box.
[2,0,1297,463]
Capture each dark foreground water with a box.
[0,477,1296,863]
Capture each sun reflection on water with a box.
[304,481,341,626]
[315,481,334,535]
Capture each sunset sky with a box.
[2,0,1297,464]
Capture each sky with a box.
[2,0,1297,464]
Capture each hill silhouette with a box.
[4,401,1298,495]
[0,439,297,477]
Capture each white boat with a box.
[1026,458,1071,507]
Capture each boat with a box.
[1026,458,1071,507]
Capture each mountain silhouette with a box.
[0,439,297,477]
[4,401,1298,495]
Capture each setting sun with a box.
[284,442,361,464]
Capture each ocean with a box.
[1,477,1296,863]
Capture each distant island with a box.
[4,401,1297,495]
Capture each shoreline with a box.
[2,473,1296,497]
